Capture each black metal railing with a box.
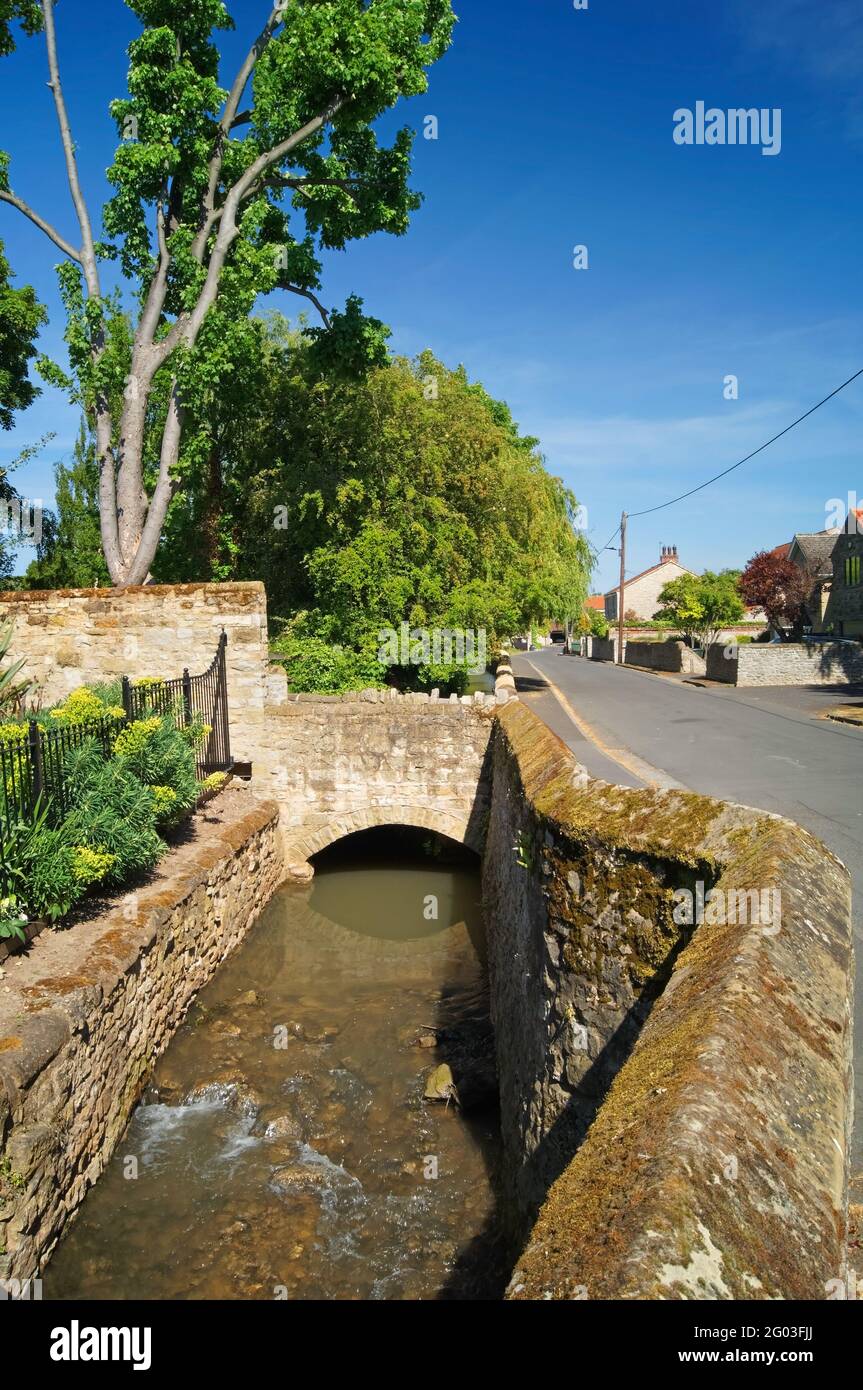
[0,634,232,849]
[0,713,126,827]
[122,630,232,780]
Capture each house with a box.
[585,594,605,611]
[604,545,694,622]
[787,529,839,630]
[824,507,863,637]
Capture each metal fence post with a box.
[27,719,43,812]
[181,668,192,724]
[121,674,133,721]
[219,631,231,765]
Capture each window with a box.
[844,554,861,587]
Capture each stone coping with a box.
[0,580,265,604]
[496,702,853,1300]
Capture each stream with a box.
[45,828,507,1301]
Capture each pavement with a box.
[511,644,863,1177]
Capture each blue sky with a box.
[1,0,861,591]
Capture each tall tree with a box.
[26,420,111,588]
[0,0,454,585]
[0,226,46,579]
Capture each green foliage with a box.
[653,570,745,648]
[112,715,198,826]
[583,607,609,639]
[61,740,164,884]
[45,686,126,727]
[19,823,84,923]
[0,618,28,713]
[2,0,457,581]
[305,294,391,378]
[0,236,45,430]
[271,629,387,695]
[0,797,113,925]
[0,896,27,940]
[0,693,205,930]
[26,421,111,589]
[0,798,47,934]
[0,4,42,61]
[412,661,470,697]
[158,328,592,652]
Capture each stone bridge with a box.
[0,580,505,875]
[248,687,499,877]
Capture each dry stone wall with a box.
[707,640,863,687]
[624,639,705,675]
[483,702,853,1300]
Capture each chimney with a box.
[661,545,678,564]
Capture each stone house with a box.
[604,545,694,622]
[786,529,838,630]
[825,508,863,637]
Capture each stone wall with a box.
[624,639,705,675]
[705,644,738,683]
[483,701,853,1300]
[706,639,863,687]
[252,690,496,873]
[0,582,279,758]
[0,787,283,1282]
[584,635,619,662]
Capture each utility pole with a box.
[617,510,627,664]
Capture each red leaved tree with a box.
[739,551,811,640]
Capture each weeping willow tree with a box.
[155,329,593,645]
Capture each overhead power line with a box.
[590,366,863,648]
[629,366,863,519]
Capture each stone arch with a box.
[283,802,482,876]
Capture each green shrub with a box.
[46,686,126,726]
[272,633,387,695]
[0,803,48,924]
[112,716,198,826]
[412,661,471,697]
[0,797,114,925]
[0,896,27,941]
[20,823,84,923]
[200,771,228,795]
[61,741,163,882]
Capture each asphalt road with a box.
[511,645,863,1175]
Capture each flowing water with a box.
[45,829,506,1301]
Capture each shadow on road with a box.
[514,675,550,694]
